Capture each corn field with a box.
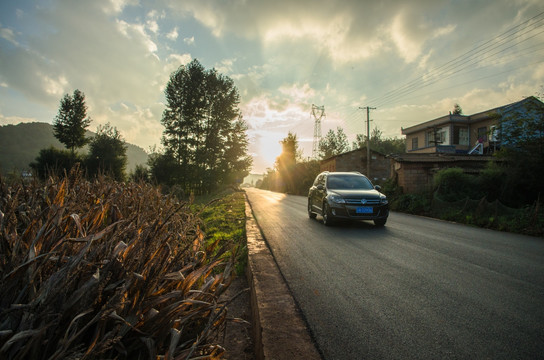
[0,167,237,359]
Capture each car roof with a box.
[323,171,364,176]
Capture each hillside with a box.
[0,122,149,175]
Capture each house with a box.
[392,96,544,193]
[401,96,544,155]
[320,148,390,183]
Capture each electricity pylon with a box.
[311,104,325,159]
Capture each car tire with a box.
[308,199,317,219]
[322,202,335,226]
[374,218,387,227]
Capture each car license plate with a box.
[356,206,373,214]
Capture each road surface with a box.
[245,188,544,360]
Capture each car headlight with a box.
[329,194,345,204]
[380,196,388,204]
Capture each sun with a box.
[257,132,284,170]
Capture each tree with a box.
[219,115,253,185]
[86,123,127,181]
[276,132,300,193]
[53,89,91,155]
[30,147,80,179]
[158,59,251,194]
[452,103,463,115]
[353,126,405,155]
[130,164,149,183]
[318,127,350,159]
[494,96,544,206]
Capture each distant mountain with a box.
[0,122,149,175]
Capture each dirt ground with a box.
[217,274,255,359]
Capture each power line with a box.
[367,10,544,108]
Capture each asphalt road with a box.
[245,188,544,360]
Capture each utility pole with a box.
[359,106,376,177]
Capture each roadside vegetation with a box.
[383,166,544,237]
[0,168,248,359]
[259,128,405,196]
[194,189,248,277]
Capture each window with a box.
[426,128,447,146]
[453,126,469,145]
[412,137,418,150]
[313,174,324,186]
[327,175,373,190]
[477,127,487,142]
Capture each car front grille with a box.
[344,198,381,205]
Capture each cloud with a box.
[1,0,542,173]
[166,27,178,41]
[146,20,159,34]
[0,26,18,45]
[102,0,139,15]
[183,36,195,45]
[116,19,158,53]
[214,58,235,74]
[278,83,315,103]
[0,112,37,126]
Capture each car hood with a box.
[329,189,382,198]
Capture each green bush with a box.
[433,167,481,202]
[477,163,506,202]
[391,193,430,215]
[29,146,83,179]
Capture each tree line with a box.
[31,89,129,181]
[259,128,406,195]
[30,59,252,195]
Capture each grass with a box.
[193,188,248,277]
[0,167,246,359]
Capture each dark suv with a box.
[308,171,389,226]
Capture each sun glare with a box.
[259,134,284,168]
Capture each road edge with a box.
[244,193,322,360]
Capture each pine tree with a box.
[53,89,91,155]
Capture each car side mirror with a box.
[317,184,324,190]
[374,185,381,191]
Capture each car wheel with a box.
[308,199,317,219]
[374,218,387,227]
[322,202,335,226]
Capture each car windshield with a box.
[327,175,374,190]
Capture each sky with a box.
[1,0,543,174]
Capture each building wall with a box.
[320,158,336,172]
[393,162,434,193]
[406,133,426,152]
[320,149,390,183]
[392,157,495,193]
[406,117,497,154]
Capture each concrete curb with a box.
[244,195,322,360]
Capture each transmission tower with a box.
[311,104,325,159]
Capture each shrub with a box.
[29,146,83,179]
[433,167,481,202]
[391,193,430,215]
